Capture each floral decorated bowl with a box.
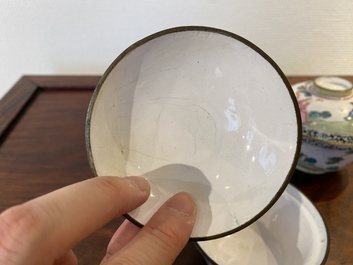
[86,26,301,240]
[292,76,353,174]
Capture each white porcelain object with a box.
[292,77,353,174]
[197,184,329,265]
[86,26,301,240]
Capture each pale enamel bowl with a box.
[197,184,329,264]
[86,26,301,240]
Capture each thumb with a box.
[103,192,197,265]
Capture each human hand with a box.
[0,176,197,265]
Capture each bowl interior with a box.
[197,184,329,264]
[86,27,300,239]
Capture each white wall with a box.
[1,0,352,99]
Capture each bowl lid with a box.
[292,77,353,146]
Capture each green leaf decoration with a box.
[308,110,332,119]
[308,111,321,119]
[321,111,332,118]
[326,157,344,165]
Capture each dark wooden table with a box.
[0,75,352,264]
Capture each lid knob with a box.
[313,76,353,98]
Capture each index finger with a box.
[0,176,150,264]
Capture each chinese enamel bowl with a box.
[86,26,301,240]
[293,76,353,174]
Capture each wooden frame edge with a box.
[0,75,101,140]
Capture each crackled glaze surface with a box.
[86,27,301,239]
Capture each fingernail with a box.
[166,192,197,218]
[125,176,150,194]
